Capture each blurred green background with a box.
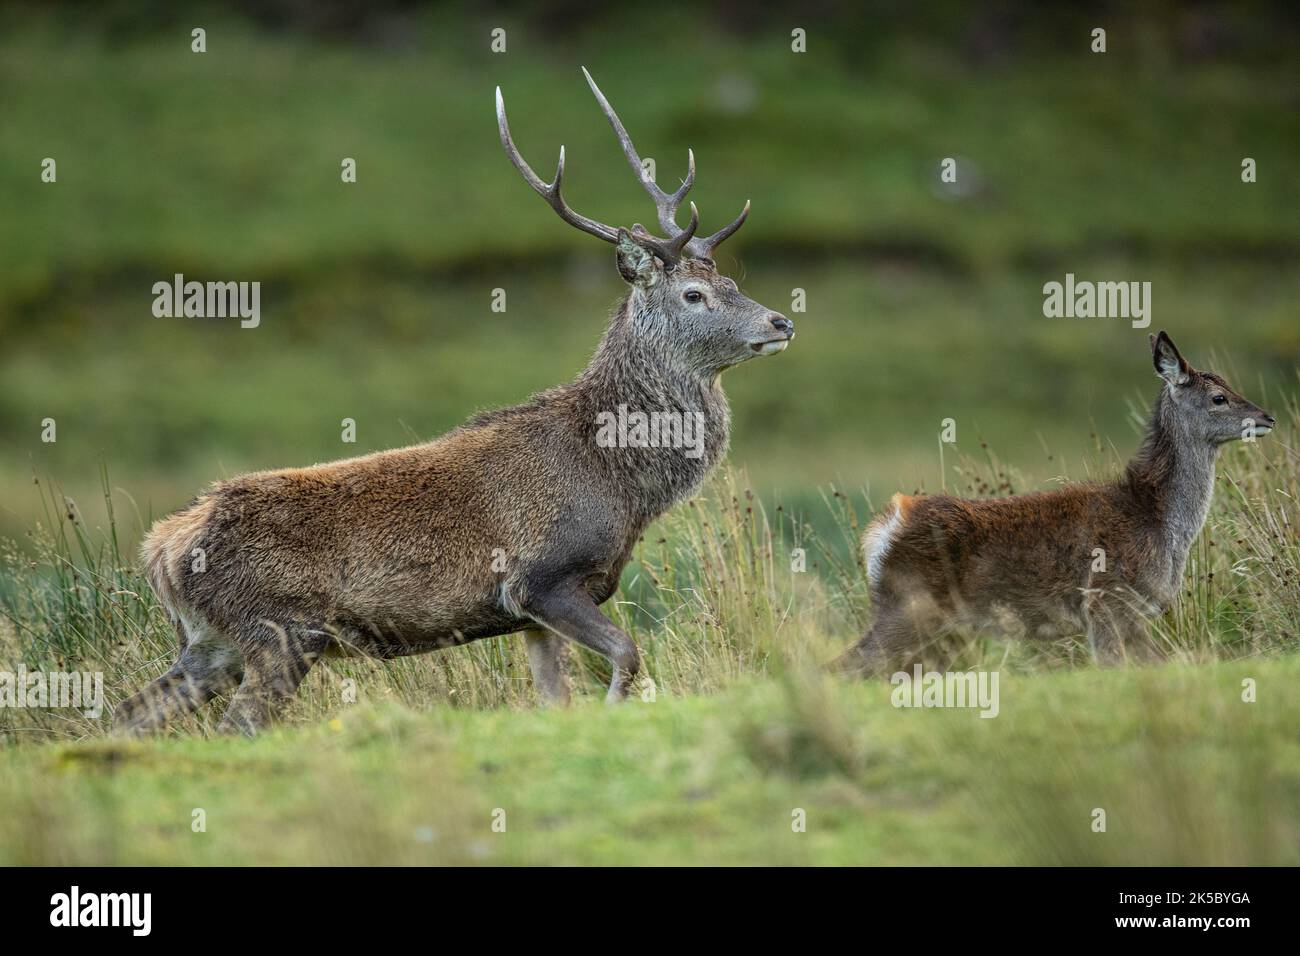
[2,1,1298,545]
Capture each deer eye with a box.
[683,290,703,304]
[1212,394,1227,405]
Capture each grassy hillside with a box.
[3,12,1296,290]
[2,10,1299,541]
[2,408,1298,863]
[2,5,1299,866]
[5,261,1299,548]
[2,659,1297,866]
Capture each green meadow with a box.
[1,6,1298,864]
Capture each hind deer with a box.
[117,69,793,735]
[840,331,1274,673]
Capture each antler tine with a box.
[496,86,620,244]
[632,201,700,267]
[689,199,750,259]
[582,67,694,239]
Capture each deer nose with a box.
[1262,413,1277,426]
[768,315,794,336]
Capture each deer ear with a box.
[1151,330,1191,386]
[615,229,660,288]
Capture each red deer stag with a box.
[117,69,793,734]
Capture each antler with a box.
[581,66,749,260]
[629,201,699,267]
[496,71,747,267]
[496,87,620,245]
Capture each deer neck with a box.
[1124,389,1218,588]
[574,299,731,515]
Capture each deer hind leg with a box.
[218,622,328,736]
[520,585,639,703]
[838,604,929,676]
[115,616,244,735]
[524,627,571,706]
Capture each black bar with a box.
[0,867,1283,941]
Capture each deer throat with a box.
[1159,444,1216,587]
[1127,403,1218,595]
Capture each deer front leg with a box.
[1084,595,1141,667]
[523,627,571,706]
[521,585,640,702]
[115,640,244,735]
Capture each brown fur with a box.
[842,332,1274,672]
[118,113,793,734]
[141,497,214,641]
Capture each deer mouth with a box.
[750,336,792,355]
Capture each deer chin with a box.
[1221,424,1271,444]
[749,337,791,356]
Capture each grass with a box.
[3,9,1299,540]
[3,9,1297,296]
[3,6,1300,865]
[1,397,1298,864]
[5,260,1300,545]
[2,661,1297,865]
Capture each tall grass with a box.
[2,396,1297,744]
[0,464,860,740]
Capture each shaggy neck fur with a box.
[571,296,731,515]
[1123,387,1218,586]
